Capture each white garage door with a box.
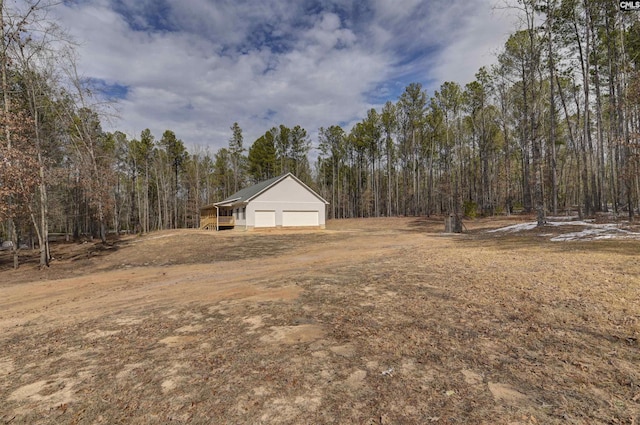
[282,210,319,227]
[254,210,276,227]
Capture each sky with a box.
[51,0,521,154]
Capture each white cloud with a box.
[427,1,519,88]
[51,0,521,153]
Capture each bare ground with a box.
[0,216,639,424]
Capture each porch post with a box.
[215,205,219,231]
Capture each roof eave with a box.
[243,172,329,205]
[213,197,241,207]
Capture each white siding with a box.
[246,175,326,228]
[252,176,320,203]
[233,207,246,226]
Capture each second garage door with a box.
[254,210,276,227]
[282,210,319,227]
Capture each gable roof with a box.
[206,173,328,209]
[216,174,284,206]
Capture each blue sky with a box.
[53,0,519,153]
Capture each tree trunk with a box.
[0,0,19,269]
[547,0,558,215]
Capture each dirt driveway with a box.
[1,217,639,424]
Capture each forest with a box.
[1,0,640,268]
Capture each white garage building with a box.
[200,173,329,230]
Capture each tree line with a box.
[316,0,640,224]
[1,0,640,269]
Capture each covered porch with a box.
[199,205,235,230]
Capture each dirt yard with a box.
[1,216,639,424]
